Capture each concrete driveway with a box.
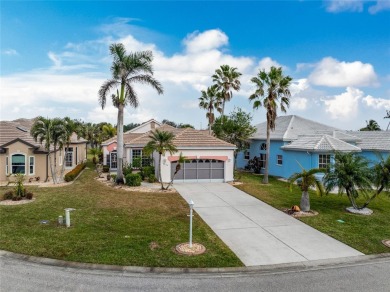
[174,183,363,266]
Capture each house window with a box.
[277,155,283,165]
[319,154,331,169]
[132,149,151,167]
[5,156,9,175]
[244,150,250,160]
[110,151,117,169]
[12,154,25,174]
[65,147,73,168]
[29,156,35,175]
[260,143,267,150]
[260,153,267,168]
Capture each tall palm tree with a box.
[99,43,163,184]
[59,117,77,180]
[212,64,242,119]
[288,167,326,212]
[323,152,373,210]
[143,130,177,190]
[199,84,222,134]
[384,110,390,131]
[249,66,292,184]
[360,119,381,131]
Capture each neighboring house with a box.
[101,120,236,183]
[236,115,390,179]
[0,118,87,183]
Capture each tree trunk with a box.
[48,152,56,184]
[300,191,310,212]
[53,144,58,184]
[221,99,226,125]
[208,109,212,135]
[116,103,124,184]
[263,119,270,184]
[158,153,165,190]
[361,186,383,209]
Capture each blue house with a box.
[236,115,390,179]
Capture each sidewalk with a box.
[175,183,363,266]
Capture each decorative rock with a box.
[346,207,373,215]
[175,243,206,255]
[382,240,390,248]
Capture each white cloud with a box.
[368,0,390,14]
[2,49,18,56]
[183,29,228,53]
[48,51,62,67]
[309,57,378,87]
[291,97,308,111]
[362,95,390,109]
[256,57,284,72]
[325,1,364,13]
[323,87,365,119]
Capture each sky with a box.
[1,0,389,131]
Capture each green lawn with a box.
[235,172,390,254]
[0,165,242,268]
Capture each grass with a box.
[235,172,390,254]
[0,163,242,268]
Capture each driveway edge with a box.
[1,250,389,274]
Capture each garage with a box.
[171,159,225,182]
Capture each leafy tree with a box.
[288,167,326,212]
[360,119,381,131]
[98,43,163,184]
[177,123,194,129]
[161,119,177,128]
[249,66,292,184]
[143,130,177,190]
[124,123,141,132]
[212,65,242,119]
[199,84,222,134]
[212,108,256,169]
[102,123,117,140]
[323,152,373,210]
[89,147,103,164]
[59,117,78,180]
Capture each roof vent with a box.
[16,126,28,132]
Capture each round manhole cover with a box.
[382,240,390,248]
[175,243,206,255]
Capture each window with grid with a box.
[65,147,73,168]
[260,143,267,150]
[319,154,331,169]
[277,155,283,165]
[29,156,35,174]
[12,154,25,174]
[244,150,250,160]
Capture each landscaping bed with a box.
[0,164,242,268]
[235,172,390,254]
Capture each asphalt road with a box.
[1,254,389,292]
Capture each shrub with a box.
[111,174,117,182]
[123,162,133,176]
[140,166,155,180]
[103,165,109,172]
[26,192,34,200]
[148,174,156,183]
[247,156,262,174]
[64,162,87,182]
[125,173,142,187]
[107,173,111,181]
[132,157,141,169]
[3,190,14,200]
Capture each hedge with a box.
[64,162,87,182]
[125,173,142,187]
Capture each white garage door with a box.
[171,159,225,182]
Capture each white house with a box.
[101,120,236,183]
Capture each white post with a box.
[189,200,194,248]
[64,208,75,227]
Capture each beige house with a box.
[101,119,236,183]
[0,118,87,183]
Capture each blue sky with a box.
[1,0,389,130]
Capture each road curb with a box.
[1,250,389,274]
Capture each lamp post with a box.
[189,200,194,248]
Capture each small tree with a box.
[360,119,381,131]
[166,152,186,190]
[143,130,177,190]
[288,166,326,212]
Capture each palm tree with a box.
[323,152,373,210]
[288,167,326,212]
[360,119,381,131]
[98,43,163,184]
[249,66,292,184]
[102,123,117,141]
[199,84,222,134]
[143,130,177,190]
[89,147,103,164]
[59,117,77,180]
[212,64,242,119]
[31,117,65,184]
[384,110,390,131]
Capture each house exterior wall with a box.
[360,151,389,166]
[158,149,235,183]
[129,121,158,133]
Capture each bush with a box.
[111,174,117,182]
[3,190,14,200]
[125,173,142,187]
[140,166,155,180]
[26,192,34,200]
[247,156,262,174]
[132,157,141,169]
[103,165,109,172]
[64,162,87,182]
[123,162,133,176]
[107,173,111,181]
[148,174,156,183]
